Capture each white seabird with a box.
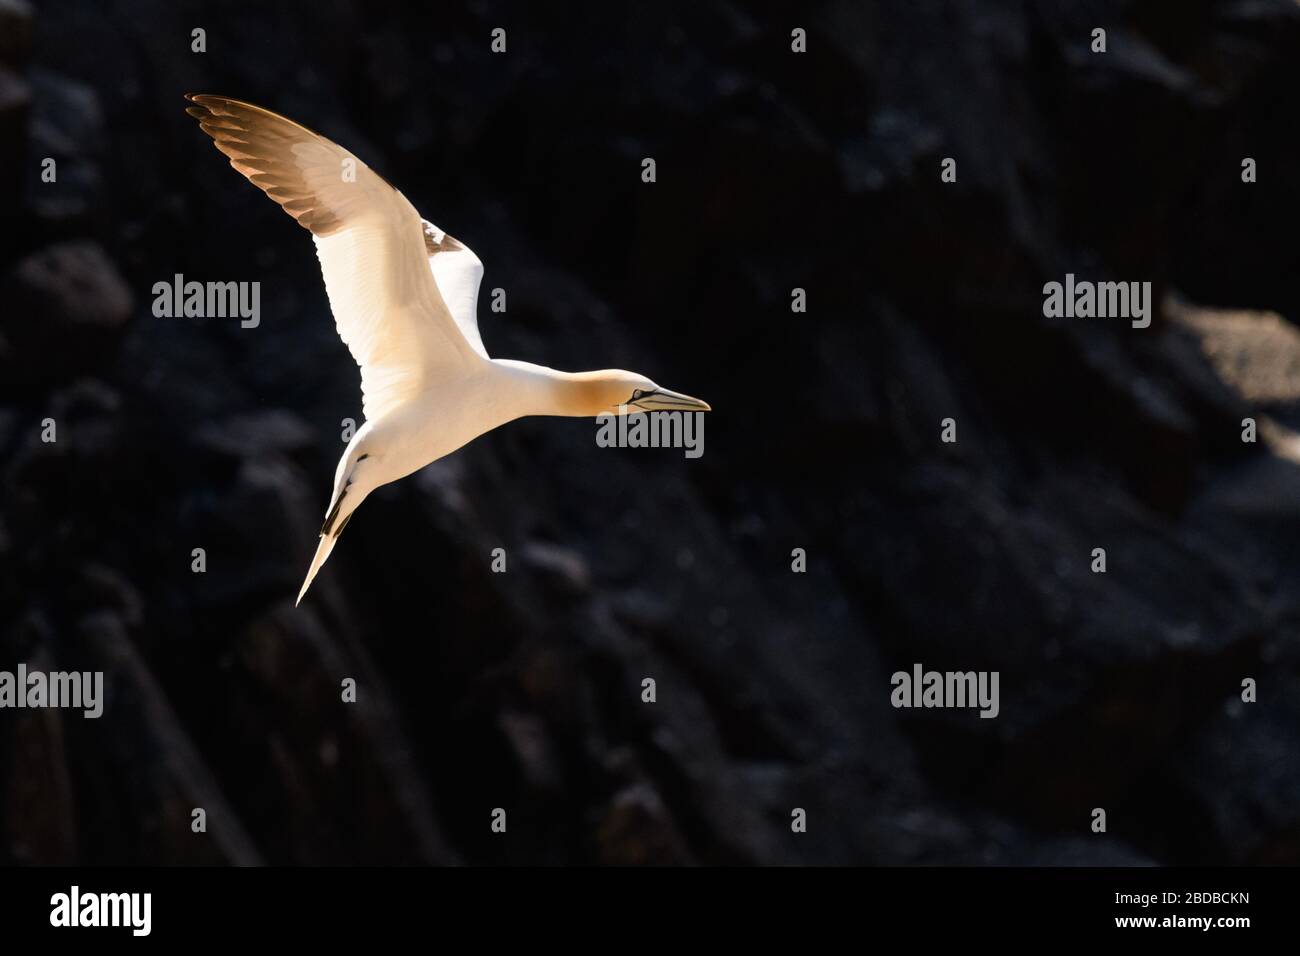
[185,95,710,606]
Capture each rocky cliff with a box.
[1,0,1299,864]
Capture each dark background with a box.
[1,0,1299,866]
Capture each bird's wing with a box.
[185,94,482,421]
[423,221,488,359]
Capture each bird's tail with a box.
[296,533,338,607]
[297,436,370,607]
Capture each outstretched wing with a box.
[423,221,488,359]
[185,94,483,420]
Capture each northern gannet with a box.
[184,95,710,606]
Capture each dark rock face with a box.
[1,241,132,386]
[1,0,1299,865]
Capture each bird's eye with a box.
[630,388,651,402]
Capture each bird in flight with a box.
[185,95,710,606]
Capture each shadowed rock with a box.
[1,0,1299,866]
[1,241,131,388]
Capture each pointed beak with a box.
[632,388,712,412]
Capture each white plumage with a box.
[186,95,710,605]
